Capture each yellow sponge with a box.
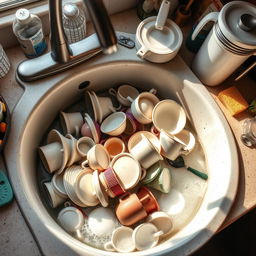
[218,86,249,116]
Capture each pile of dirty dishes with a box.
[38,84,200,252]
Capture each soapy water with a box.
[37,89,208,251]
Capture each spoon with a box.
[167,156,208,180]
[155,0,170,30]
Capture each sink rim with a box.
[4,44,239,256]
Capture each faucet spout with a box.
[16,0,118,81]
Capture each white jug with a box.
[191,1,256,86]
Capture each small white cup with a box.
[38,142,64,173]
[159,130,186,161]
[44,181,67,208]
[82,144,110,171]
[76,137,95,158]
[152,99,186,135]
[133,223,163,251]
[128,90,159,124]
[130,134,163,169]
[104,226,135,252]
[104,137,126,159]
[146,211,174,237]
[109,85,140,107]
[59,111,84,137]
[57,206,85,233]
[100,112,127,136]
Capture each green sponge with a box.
[0,170,13,207]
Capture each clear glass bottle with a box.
[62,3,86,44]
[13,8,47,58]
[241,117,256,147]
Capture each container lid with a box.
[63,3,79,18]
[219,1,256,49]
[15,9,31,24]
[136,16,183,54]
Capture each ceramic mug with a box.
[100,112,127,136]
[159,129,186,161]
[115,192,149,226]
[152,99,186,135]
[76,137,95,158]
[81,144,110,171]
[99,167,125,198]
[43,181,67,208]
[103,137,126,159]
[128,90,159,124]
[59,111,83,137]
[38,142,64,173]
[130,134,163,169]
[109,85,140,107]
[104,226,135,252]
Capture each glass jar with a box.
[241,117,256,147]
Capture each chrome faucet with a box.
[17,0,117,82]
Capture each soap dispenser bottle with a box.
[13,8,47,58]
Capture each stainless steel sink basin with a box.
[5,33,238,256]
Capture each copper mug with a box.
[115,192,149,226]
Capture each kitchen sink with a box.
[5,33,238,256]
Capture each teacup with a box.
[76,137,95,158]
[38,142,64,173]
[57,206,85,239]
[133,223,163,251]
[130,134,163,169]
[159,129,186,160]
[43,181,67,208]
[109,85,140,107]
[115,192,148,226]
[152,99,186,135]
[103,137,126,159]
[99,167,125,198]
[146,211,174,237]
[84,113,101,143]
[128,90,159,124]
[51,172,67,198]
[82,144,110,171]
[90,91,117,121]
[111,153,142,190]
[104,226,135,252]
[136,186,160,214]
[173,129,196,155]
[124,112,141,135]
[59,111,83,137]
[100,112,127,136]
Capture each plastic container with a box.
[241,117,256,147]
[13,8,47,58]
[0,44,10,78]
[63,3,86,44]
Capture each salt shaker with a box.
[63,3,86,44]
[0,44,11,79]
[241,117,256,147]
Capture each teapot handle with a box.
[192,12,219,40]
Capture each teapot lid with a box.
[219,1,256,50]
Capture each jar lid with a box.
[136,16,183,55]
[219,1,256,50]
[63,3,79,18]
[15,9,31,24]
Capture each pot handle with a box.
[137,46,151,59]
[192,12,219,40]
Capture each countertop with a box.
[0,8,255,256]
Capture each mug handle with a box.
[192,12,219,40]
[153,230,164,238]
[140,168,147,180]
[104,241,116,252]
[81,160,89,169]
[137,46,151,58]
[108,88,117,96]
[149,88,157,95]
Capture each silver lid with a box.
[218,1,256,50]
[63,3,79,18]
[16,8,31,24]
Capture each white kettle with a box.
[191,1,256,86]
